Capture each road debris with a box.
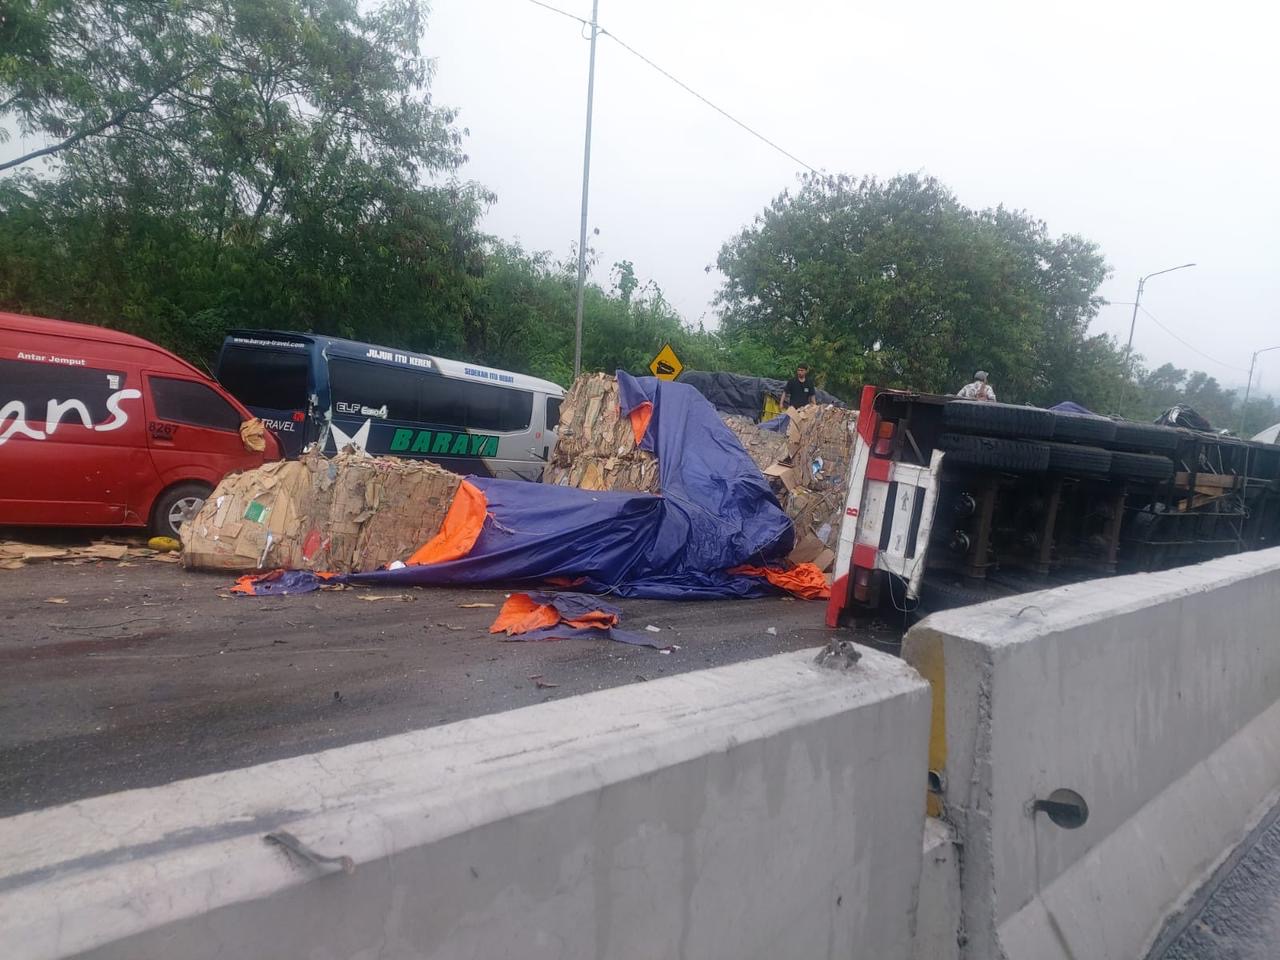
[264,830,355,876]
[814,639,862,671]
[492,593,675,650]
[1,539,179,569]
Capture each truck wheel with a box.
[151,482,212,541]
[1043,442,1111,476]
[943,401,1056,439]
[1109,421,1182,453]
[1109,451,1175,482]
[1051,412,1117,444]
[937,433,1050,472]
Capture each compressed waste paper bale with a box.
[785,486,845,550]
[543,373,659,493]
[721,414,791,473]
[788,404,857,492]
[182,450,461,573]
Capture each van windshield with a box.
[217,347,309,411]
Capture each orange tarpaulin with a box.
[489,593,561,635]
[490,593,622,636]
[628,401,653,445]
[729,562,831,600]
[407,479,488,566]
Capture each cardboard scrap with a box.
[0,538,178,569]
[716,403,857,574]
[543,373,659,493]
[182,450,462,574]
[240,417,267,453]
[721,414,790,473]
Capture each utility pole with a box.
[572,0,600,380]
[1119,262,1195,411]
[1240,345,1280,436]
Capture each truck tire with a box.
[150,482,212,541]
[943,400,1056,439]
[1051,412,1117,444]
[937,433,1050,472]
[1043,442,1111,476]
[1109,451,1175,482]
[1109,421,1182,453]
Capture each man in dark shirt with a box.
[782,364,816,408]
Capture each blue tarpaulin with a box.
[343,372,795,599]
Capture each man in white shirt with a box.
[957,370,996,402]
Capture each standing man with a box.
[782,364,816,409]
[957,370,997,402]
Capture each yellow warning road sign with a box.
[649,343,683,381]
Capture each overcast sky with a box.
[427,0,1279,391]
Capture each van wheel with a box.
[151,483,212,540]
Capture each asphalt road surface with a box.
[1154,800,1280,960]
[0,556,892,816]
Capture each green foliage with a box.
[1,0,485,354]
[714,172,1115,405]
[1123,362,1279,437]
[2,4,1273,435]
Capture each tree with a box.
[1,0,488,358]
[714,173,1117,406]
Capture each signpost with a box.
[649,343,683,381]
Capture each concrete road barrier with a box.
[905,548,1280,960]
[0,647,930,960]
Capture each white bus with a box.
[215,331,564,481]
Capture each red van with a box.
[0,312,281,539]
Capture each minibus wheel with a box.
[151,482,212,541]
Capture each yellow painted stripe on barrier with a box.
[912,632,947,818]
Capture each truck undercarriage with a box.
[827,387,1280,624]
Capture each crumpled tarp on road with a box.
[490,591,671,649]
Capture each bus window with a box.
[420,374,532,432]
[328,358,420,422]
[217,347,310,411]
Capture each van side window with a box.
[328,358,419,421]
[546,397,562,430]
[1,358,128,424]
[150,377,243,432]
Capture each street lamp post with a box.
[1124,262,1197,363]
[1239,345,1280,436]
[1119,262,1195,412]
[572,0,601,380]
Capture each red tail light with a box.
[874,420,897,457]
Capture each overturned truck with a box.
[826,386,1280,625]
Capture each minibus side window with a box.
[546,397,562,430]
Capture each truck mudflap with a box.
[826,386,943,627]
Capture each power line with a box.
[522,0,817,173]
[524,0,589,27]
[599,28,817,173]
[1137,305,1249,374]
